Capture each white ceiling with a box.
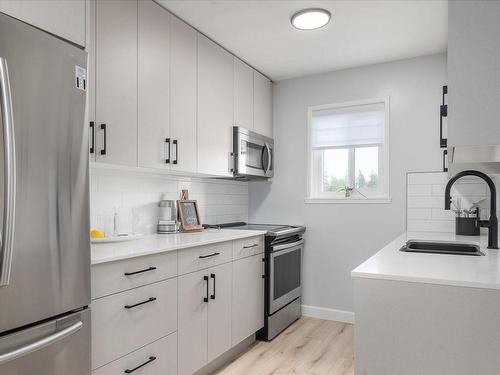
[157,0,448,81]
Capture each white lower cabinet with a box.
[232,254,265,345]
[92,332,178,375]
[92,235,266,375]
[178,262,233,374]
[207,262,233,362]
[177,268,208,375]
[91,278,178,369]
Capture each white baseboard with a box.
[302,304,355,324]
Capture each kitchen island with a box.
[352,231,500,375]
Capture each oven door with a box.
[269,239,303,314]
[234,127,274,178]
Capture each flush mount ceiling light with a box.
[291,8,331,30]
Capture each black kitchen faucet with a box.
[444,170,498,249]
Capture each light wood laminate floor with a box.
[214,317,354,375]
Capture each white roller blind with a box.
[311,102,385,150]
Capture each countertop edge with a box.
[91,230,267,265]
[351,271,500,291]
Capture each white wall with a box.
[91,167,248,236]
[249,53,447,315]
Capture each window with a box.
[307,98,390,202]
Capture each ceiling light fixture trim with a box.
[291,8,332,30]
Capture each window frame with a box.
[306,97,391,203]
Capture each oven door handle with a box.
[271,239,304,252]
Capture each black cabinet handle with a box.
[203,275,209,302]
[165,138,170,164]
[90,121,95,154]
[210,273,216,300]
[173,139,178,164]
[440,85,448,148]
[124,266,157,276]
[199,252,220,259]
[124,356,157,374]
[100,124,107,155]
[443,149,448,172]
[124,297,156,309]
[243,244,259,249]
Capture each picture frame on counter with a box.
[177,200,203,232]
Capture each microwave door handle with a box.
[265,143,272,174]
[0,57,16,287]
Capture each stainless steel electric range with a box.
[218,222,306,340]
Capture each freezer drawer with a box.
[0,309,90,375]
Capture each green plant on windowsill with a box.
[337,186,368,199]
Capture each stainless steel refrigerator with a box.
[0,13,90,374]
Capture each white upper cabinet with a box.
[138,0,170,169]
[448,1,500,148]
[170,15,198,173]
[233,57,254,130]
[95,0,137,166]
[197,34,234,177]
[0,0,85,46]
[253,71,273,138]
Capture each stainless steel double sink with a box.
[400,240,484,256]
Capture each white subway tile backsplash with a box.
[407,184,432,196]
[407,171,494,234]
[90,169,249,234]
[407,196,444,209]
[407,172,448,185]
[407,208,432,220]
[407,219,455,233]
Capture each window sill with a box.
[304,197,392,204]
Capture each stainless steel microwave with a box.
[233,126,274,179]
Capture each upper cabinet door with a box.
[0,0,85,46]
[233,57,254,130]
[448,1,500,148]
[197,34,234,177]
[95,0,137,166]
[138,0,170,169]
[253,71,273,138]
[170,15,197,173]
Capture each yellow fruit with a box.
[90,229,105,239]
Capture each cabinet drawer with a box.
[233,236,264,260]
[93,332,177,375]
[178,241,232,275]
[92,251,177,299]
[92,278,177,369]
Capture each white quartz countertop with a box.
[351,231,500,290]
[91,229,266,265]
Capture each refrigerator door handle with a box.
[0,320,82,365]
[0,57,16,287]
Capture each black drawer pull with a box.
[243,244,259,249]
[210,273,216,300]
[100,123,107,155]
[173,139,178,164]
[124,266,157,276]
[90,121,95,154]
[165,138,170,164]
[124,356,156,374]
[199,252,220,259]
[203,275,209,302]
[124,297,156,309]
[439,85,448,148]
